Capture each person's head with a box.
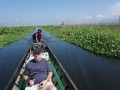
[38,29,42,33]
[33,48,42,61]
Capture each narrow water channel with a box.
[0,30,120,90]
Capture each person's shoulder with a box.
[30,59,35,62]
[27,59,35,64]
[42,58,49,63]
[41,58,47,61]
[41,58,46,61]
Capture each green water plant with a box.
[40,25,120,58]
[0,26,35,48]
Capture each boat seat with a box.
[25,79,52,87]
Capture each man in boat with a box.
[23,48,57,90]
[32,29,42,43]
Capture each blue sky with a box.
[0,0,120,26]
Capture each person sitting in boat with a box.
[32,29,42,43]
[23,48,57,90]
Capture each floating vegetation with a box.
[0,26,35,48]
[40,25,120,58]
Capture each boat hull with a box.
[4,43,78,90]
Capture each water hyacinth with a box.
[40,25,120,58]
[0,26,35,48]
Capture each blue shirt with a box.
[23,58,52,84]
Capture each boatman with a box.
[32,29,42,43]
[23,48,57,90]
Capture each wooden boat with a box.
[4,42,78,90]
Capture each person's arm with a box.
[40,60,53,87]
[24,75,35,86]
[46,61,53,81]
[23,75,30,82]
[41,33,42,37]
[39,72,53,87]
[35,33,38,43]
[46,72,53,81]
[23,64,35,85]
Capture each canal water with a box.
[0,29,120,90]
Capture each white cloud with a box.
[109,3,120,16]
[96,14,108,18]
[94,2,120,22]
[84,16,93,20]
[15,20,19,22]
[97,3,120,19]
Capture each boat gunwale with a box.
[45,44,78,90]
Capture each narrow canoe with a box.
[4,42,78,90]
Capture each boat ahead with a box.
[4,42,78,90]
